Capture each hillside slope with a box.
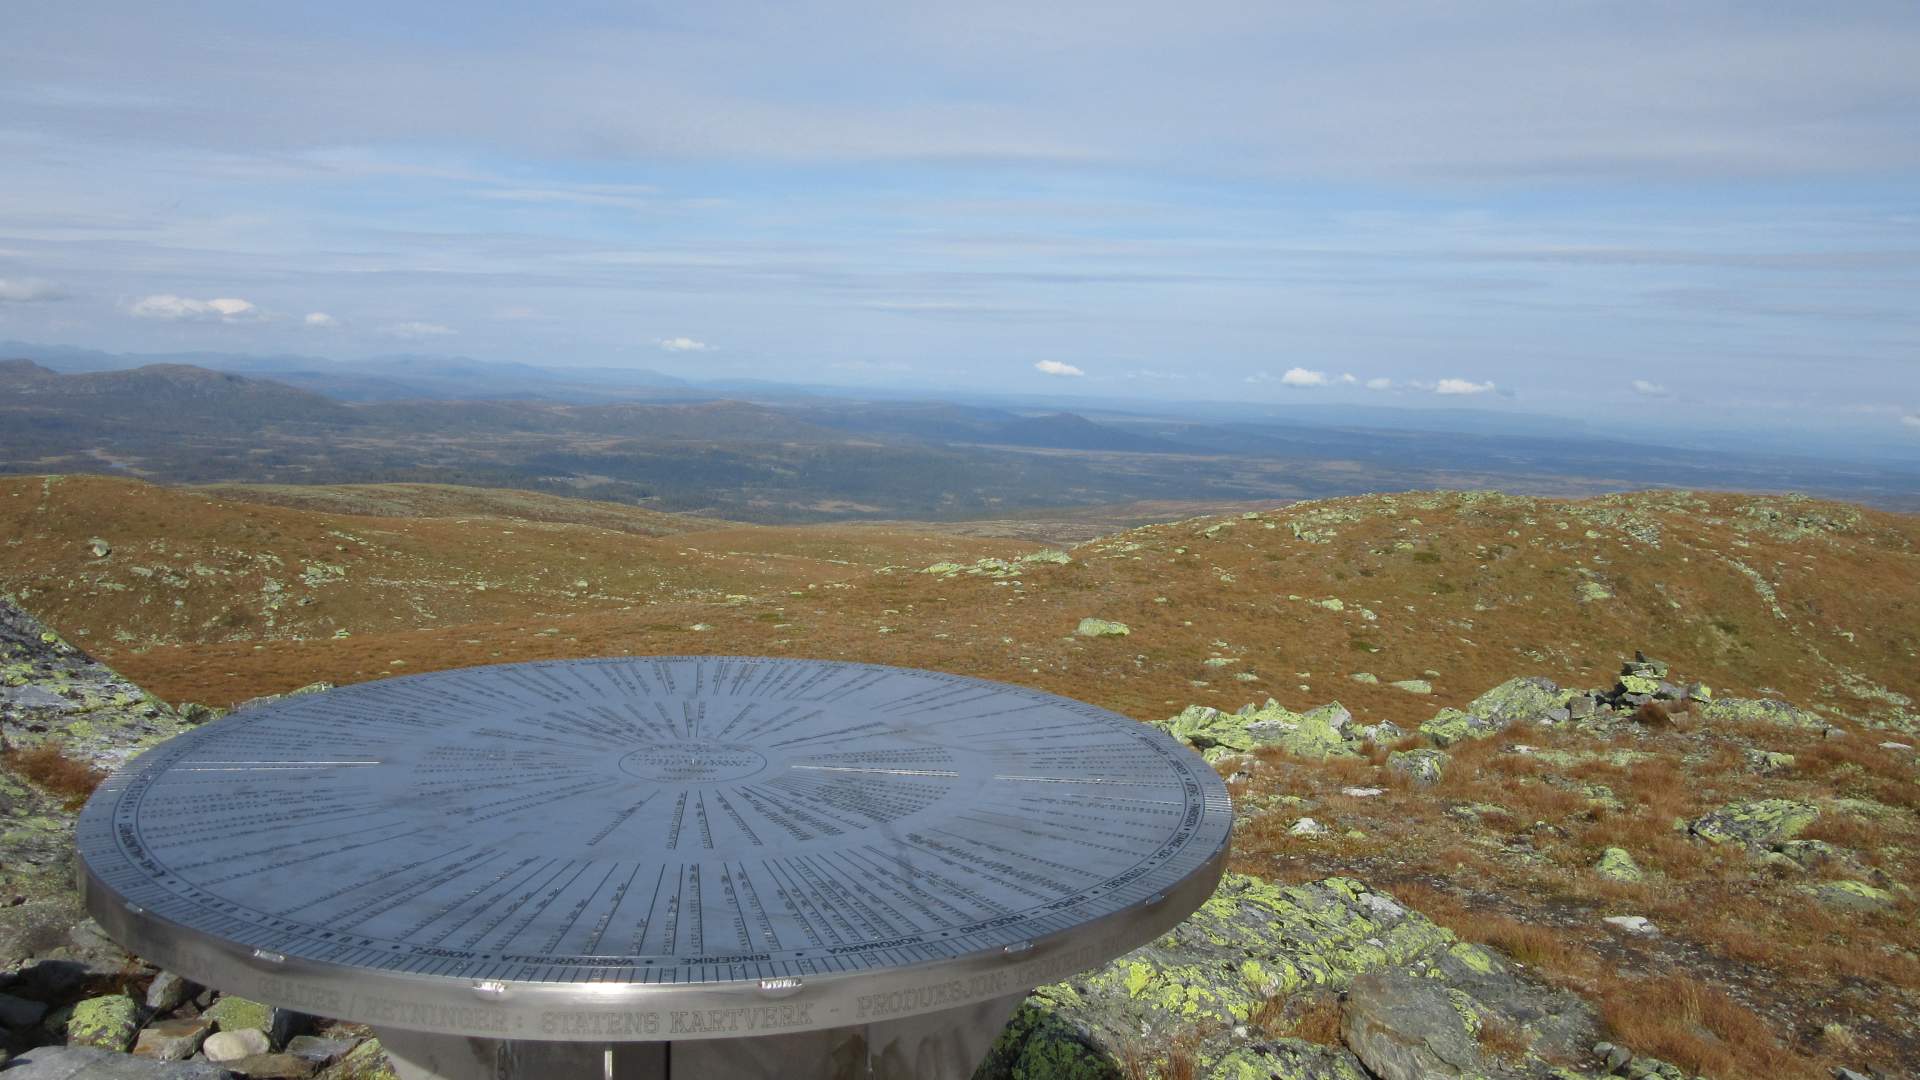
[3,475,1918,1074]
[6,477,1912,733]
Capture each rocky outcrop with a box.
[922,550,1072,578]
[1688,799,1820,852]
[1155,701,1360,762]
[0,597,398,1078]
[978,874,1628,1080]
[1,598,193,770]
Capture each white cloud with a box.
[1433,378,1496,395]
[1365,377,1394,391]
[1632,379,1669,396]
[657,336,712,352]
[1339,373,1358,384]
[1901,413,1920,430]
[304,312,338,328]
[0,277,63,303]
[1250,366,1331,387]
[128,294,259,322]
[1034,359,1084,377]
[385,321,456,339]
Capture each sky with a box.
[2,1,1917,447]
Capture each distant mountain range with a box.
[2,341,699,405]
[4,350,1917,519]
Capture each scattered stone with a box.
[1602,915,1659,936]
[1704,697,1826,730]
[88,538,112,558]
[1690,799,1820,851]
[1156,699,1354,761]
[1594,1042,1633,1071]
[1419,674,1574,745]
[1744,748,1797,775]
[2,1046,235,1078]
[133,1016,216,1061]
[204,1029,273,1062]
[67,993,141,1051]
[283,1035,360,1067]
[1801,880,1896,913]
[1388,679,1431,695]
[222,1054,316,1079]
[319,1040,399,1080]
[1074,617,1130,638]
[1623,651,1670,678]
[1594,847,1644,883]
[1289,817,1328,837]
[146,970,197,1013]
[1350,672,1379,684]
[1767,838,1846,873]
[1341,787,1385,798]
[924,550,1071,577]
[203,996,292,1042]
[1387,748,1448,787]
[1351,720,1404,744]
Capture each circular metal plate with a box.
[79,658,1230,1039]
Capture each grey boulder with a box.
[3,1045,234,1078]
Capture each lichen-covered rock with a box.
[1703,697,1826,731]
[1420,672,1566,737]
[1389,679,1432,695]
[1742,748,1796,775]
[1157,700,1356,761]
[1074,618,1130,638]
[1340,968,1488,1080]
[978,876,1453,1078]
[1201,1039,1372,1080]
[1469,676,1568,725]
[1594,847,1643,883]
[1,597,189,769]
[1689,799,1819,851]
[3,1045,236,1078]
[1800,880,1896,913]
[1419,708,1479,746]
[318,1040,399,1080]
[2,598,198,966]
[922,549,1072,578]
[1387,748,1448,787]
[65,993,140,1051]
[1618,674,1661,696]
[204,996,298,1046]
[1764,838,1847,873]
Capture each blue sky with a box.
[2,1,1917,445]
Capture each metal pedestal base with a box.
[378,993,1026,1080]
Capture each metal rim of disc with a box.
[78,657,1232,1039]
